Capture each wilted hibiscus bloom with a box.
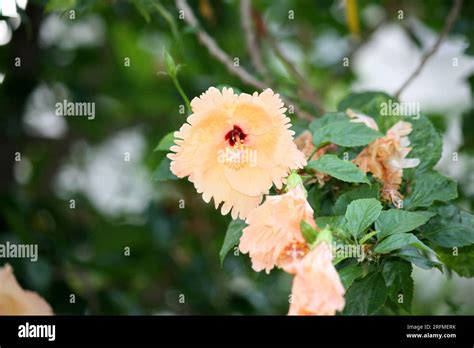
[0,264,53,315]
[168,87,306,219]
[351,115,420,207]
[239,185,315,273]
[288,241,345,316]
[346,108,379,131]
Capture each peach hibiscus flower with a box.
[288,241,345,315]
[239,185,315,273]
[353,120,420,207]
[0,264,53,315]
[168,87,306,219]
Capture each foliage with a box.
[1,0,473,315]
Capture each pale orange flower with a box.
[239,186,315,273]
[354,120,420,207]
[288,242,345,315]
[0,264,53,315]
[168,87,306,219]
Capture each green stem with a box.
[308,147,318,161]
[171,75,192,115]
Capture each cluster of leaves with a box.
[155,92,474,315]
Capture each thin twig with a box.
[176,0,265,90]
[175,0,314,121]
[395,0,463,98]
[240,0,269,82]
[267,35,326,114]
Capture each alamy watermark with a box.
[331,242,365,262]
[55,99,95,120]
[380,99,420,120]
[0,242,38,262]
[217,147,258,168]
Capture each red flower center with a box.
[225,125,247,146]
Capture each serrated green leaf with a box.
[219,219,246,266]
[312,120,382,148]
[436,244,474,278]
[307,155,369,184]
[382,259,413,313]
[343,272,387,315]
[345,198,382,238]
[337,92,393,116]
[334,184,380,215]
[405,115,442,176]
[376,210,436,239]
[309,112,348,133]
[375,233,433,254]
[153,157,178,182]
[336,92,396,131]
[419,205,474,248]
[404,172,458,210]
[338,264,364,290]
[395,247,442,271]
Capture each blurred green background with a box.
[0,0,473,314]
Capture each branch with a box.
[267,35,326,114]
[239,0,269,82]
[175,0,313,121]
[176,0,265,90]
[395,0,463,98]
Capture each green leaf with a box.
[437,245,474,278]
[45,0,76,12]
[419,205,474,248]
[375,233,434,254]
[309,112,348,133]
[337,92,393,116]
[163,49,179,77]
[154,132,175,152]
[307,155,369,184]
[336,92,397,132]
[343,272,387,315]
[338,264,364,290]
[345,198,382,238]
[316,216,346,230]
[376,210,436,239]
[359,231,378,244]
[382,259,413,313]
[153,157,178,182]
[300,220,317,244]
[404,172,458,210]
[219,219,246,266]
[312,120,382,148]
[395,247,442,271]
[334,184,380,215]
[405,115,442,176]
